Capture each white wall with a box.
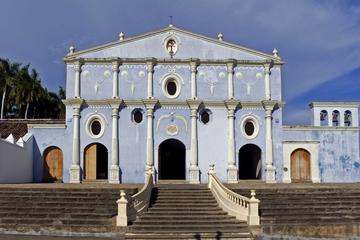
[0,133,33,183]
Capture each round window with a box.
[133,109,143,123]
[241,116,259,139]
[162,76,181,99]
[91,120,102,135]
[244,121,255,136]
[166,80,177,96]
[200,111,210,124]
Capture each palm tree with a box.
[23,68,42,119]
[0,59,20,119]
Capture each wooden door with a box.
[291,149,311,182]
[85,144,97,180]
[43,147,63,182]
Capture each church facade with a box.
[28,26,360,184]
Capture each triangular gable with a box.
[65,26,281,62]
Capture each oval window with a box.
[133,110,143,123]
[91,120,102,135]
[200,111,210,124]
[166,81,177,96]
[244,121,255,136]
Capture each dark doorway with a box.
[238,144,262,180]
[158,139,186,180]
[84,143,108,180]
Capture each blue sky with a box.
[0,0,359,124]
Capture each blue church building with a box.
[28,25,360,184]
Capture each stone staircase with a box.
[0,186,137,236]
[232,185,360,237]
[125,184,253,239]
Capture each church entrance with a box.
[84,143,108,180]
[43,146,63,182]
[291,149,311,182]
[158,139,186,180]
[238,144,262,180]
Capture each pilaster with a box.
[190,59,200,99]
[225,99,240,183]
[263,60,274,101]
[109,98,122,184]
[187,99,202,184]
[262,100,277,183]
[74,60,83,98]
[146,58,156,99]
[143,99,159,171]
[227,59,236,99]
[69,98,84,183]
[112,60,120,99]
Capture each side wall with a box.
[0,134,33,183]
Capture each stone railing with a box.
[116,169,154,226]
[208,165,260,225]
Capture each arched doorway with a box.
[84,143,108,180]
[158,139,186,180]
[238,144,261,180]
[291,149,311,182]
[43,146,63,182]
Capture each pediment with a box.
[65,26,281,62]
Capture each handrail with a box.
[208,164,260,225]
[116,169,154,226]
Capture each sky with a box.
[0,0,359,124]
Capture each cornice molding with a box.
[283,125,360,131]
[65,57,283,66]
[28,124,66,129]
[309,102,359,108]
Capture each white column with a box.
[112,61,119,99]
[339,109,345,127]
[263,101,276,183]
[74,61,82,98]
[328,110,332,126]
[70,106,81,183]
[110,104,120,184]
[264,61,273,100]
[187,100,201,184]
[190,59,199,99]
[225,100,239,183]
[146,59,155,99]
[143,99,158,175]
[227,61,235,99]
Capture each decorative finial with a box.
[69,45,75,55]
[169,16,173,27]
[119,32,125,41]
[217,32,223,41]
[272,48,279,58]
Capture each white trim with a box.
[240,115,260,140]
[85,114,106,139]
[282,141,320,183]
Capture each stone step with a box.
[141,212,229,217]
[135,218,241,225]
[0,196,118,202]
[128,224,249,232]
[0,223,114,233]
[149,202,219,208]
[150,199,217,204]
[0,206,116,214]
[0,201,117,208]
[261,209,360,216]
[125,232,252,239]
[0,217,113,225]
[0,212,114,219]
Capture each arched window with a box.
[332,110,340,126]
[199,109,211,124]
[344,110,352,126]
[320,110,328,126]
[132,108,144,124]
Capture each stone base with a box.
[265,164,276,183]
[70,164,81,183]
[227,166,238,184]
[189,166,200,184]
[109,165,121,184]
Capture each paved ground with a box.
[0,234,123,240]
